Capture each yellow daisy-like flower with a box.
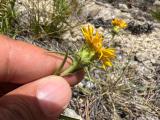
[81,25,116,67]
[112,18,127,29]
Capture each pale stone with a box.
[63,108,83,120]
[118,3,128,11]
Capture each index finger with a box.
[0,35,72,84]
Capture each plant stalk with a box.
[61,59,80,76]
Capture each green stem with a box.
[111,32,116,47]
[111,33,115,41]
[54,50,69,75]
[61,59,79,76]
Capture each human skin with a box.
[0,35,84,120]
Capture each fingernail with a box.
[36,76,71,117]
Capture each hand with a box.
[0,35,84,120]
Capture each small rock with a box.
[79,98,84,104]
[143,60,153,68]
[121,13,132,19]
[153,0,160,7]
[88,8,101,18]
[62,31,71,40]
[63,108,83,120]
[118,4,128,11]
[75,35,82,41]
[78,82,84,88]
[85,81,95,89]
[76,0,85,5]
[97,27,105,33]
[70,37,77,42]
[135,53,144,62]
[151,59,156,64]
[117,54,123,60]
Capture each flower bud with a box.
[75,46,95,66]
[112,26,120,35]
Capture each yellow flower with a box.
[81,25,116,67]
[112,18,127,29]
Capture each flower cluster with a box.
[111,18,127,35]
[112,18,127,29]
[81,25,115,68]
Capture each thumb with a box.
[0,76,71,120]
